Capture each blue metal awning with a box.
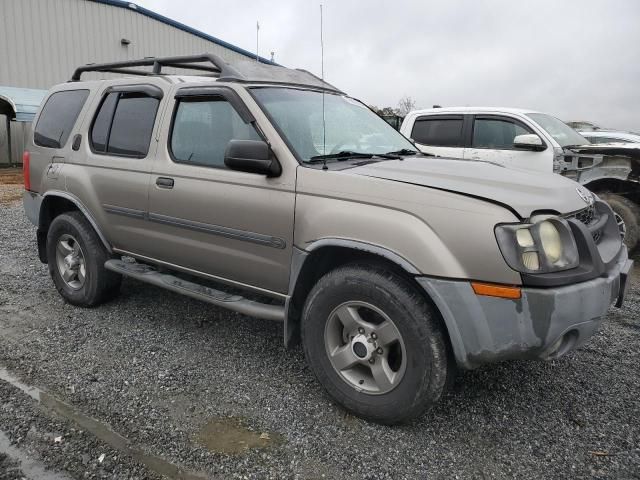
[0,86,47,122]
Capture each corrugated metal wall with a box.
[0,117,30,166]
[0,0,255,89]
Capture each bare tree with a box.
[396,96,416,117]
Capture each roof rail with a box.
[70,53,243,81]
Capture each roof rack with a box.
[70,53,243,81]
[70,53,344,94]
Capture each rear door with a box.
[407,114,466,159]
[146,86,296,295]
[463,115,548,172]
[66,83,164,255]
[30,89,90,192]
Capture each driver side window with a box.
[472,118,531,149]
[170,97,260,169]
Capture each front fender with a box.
[294,168,520,284]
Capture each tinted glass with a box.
[472,118,530,149]
[34,90,89,148]
[107,94,159,156]
[90,92,118,152]
[171,98,260,168]
[411,117,463,146]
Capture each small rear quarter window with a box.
[34,90,89,148]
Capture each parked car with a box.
[400,107,640,250]
[579,130,640,144]
[23,55,632,424]
[566,121,600,131]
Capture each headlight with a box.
[539,221,562,262]
[495,217,578,273]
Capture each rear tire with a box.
[301,263,451,424]
[598,193,640,252]
[46,212,121,306]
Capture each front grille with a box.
[565,204,602,243]
[571,204,596,226]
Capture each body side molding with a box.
[147,212,287,249]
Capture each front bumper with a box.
[417,248,632,370]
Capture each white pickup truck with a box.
[400,107,640,250]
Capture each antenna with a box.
[256,21,260,62]
[320,4,327,168]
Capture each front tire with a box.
[301,263,451,424]
[46,212,121,306]
[598,193,640,252]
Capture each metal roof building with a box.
[0,0,272,165]
[0,0,273,90]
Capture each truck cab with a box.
[401,107,640,250]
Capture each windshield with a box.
[251,87,416,162]
[526,113,589,147]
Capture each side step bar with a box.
[104,259,285,322]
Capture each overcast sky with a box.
[136,0,640,131]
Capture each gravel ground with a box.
[0,452,25,480]
[0,197,639,479]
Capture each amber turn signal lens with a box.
[471,282,521,299]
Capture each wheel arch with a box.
[584,177,640,205]
[38,191,111,263]
[284,239,449,350]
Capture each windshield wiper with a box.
[384,148,419,156]
[308,151,374,163]
[308,150,406,165]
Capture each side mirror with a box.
[224,140,282,177]
[513,134,546,151]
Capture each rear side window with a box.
[34,90,89,148]
[411,116,464,147]
[90,91,160,157]
[472,118,531,149]
[170,98,261,169]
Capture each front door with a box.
[463,115,547,172]
[146,87,295,295]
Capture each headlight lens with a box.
[539,221,562,263]
[516,228,534,247]
[495,217,578,274]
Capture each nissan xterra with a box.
[23,54,632,424]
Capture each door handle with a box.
[156,177,174,189]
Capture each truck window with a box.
[34,89,89,148]
[170,98,260,169]
[472,118,531,149]
[90,92,159,157]
[411,117,464,147]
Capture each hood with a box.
[348,157,590,218]
[568,143,640,160]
